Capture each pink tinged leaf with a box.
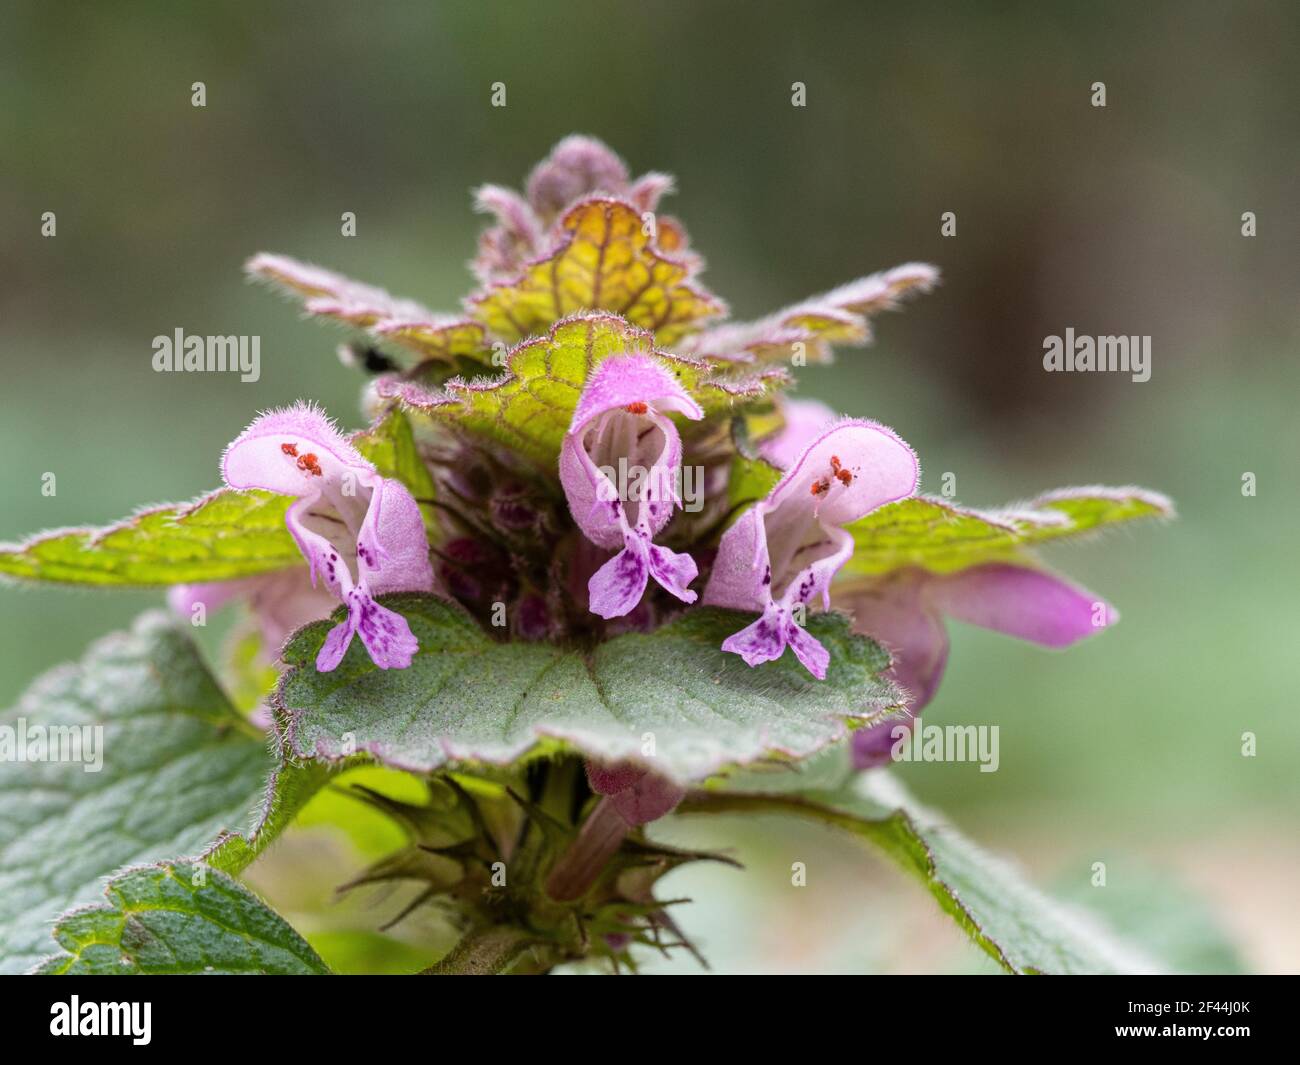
[680,262,939,362]
[626,171,675,213]
[245,253,434,325]
[928,563,1116,647]
[818,262,941,316]
[472,184,544,280]
[526,135,631,217]
[473,184,543,247]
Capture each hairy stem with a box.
[544,796,631,902]
[422,925,539,975]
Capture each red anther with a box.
[624,402,649,415]
[281,442,298,456]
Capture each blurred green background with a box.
[3,1,1297,972]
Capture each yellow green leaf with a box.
[0,490,299,586]
[387,314,782,470]
[840,488,1173,578]
[468,198,726,346]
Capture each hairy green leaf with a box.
[727,452,782,511]
[353,408,436,513]
[0,490,299,587]
[842,487,1173,578]
[381,314,784,471]
[681,772,1165,975]
[468,198,725,346]
[275,594,900,783]
[0,612,301,973]
[0,410,429,588]
[37,861,329,975]
[1053,869,1248,975]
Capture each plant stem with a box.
[544,796,631,902]
[422,925,539,975]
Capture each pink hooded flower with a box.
[559,354,704,619]
[704,419,918,678]
[221,403,435,672]
[845,563,1117,767]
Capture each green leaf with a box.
[841,487,1173,578]
[0,410,431,589]
[383,314,784,471]
[36,861,330,974]
[1028,487,1174,540]
[275,594,900,783]
[354,408,436,505]
[680,773,1165,975]
[224,623,280,713]
[0,490,300,586]
[0,612,303,973]
[1053,868,1248,975]
[727,452,782,511]
[203,760,339,875]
